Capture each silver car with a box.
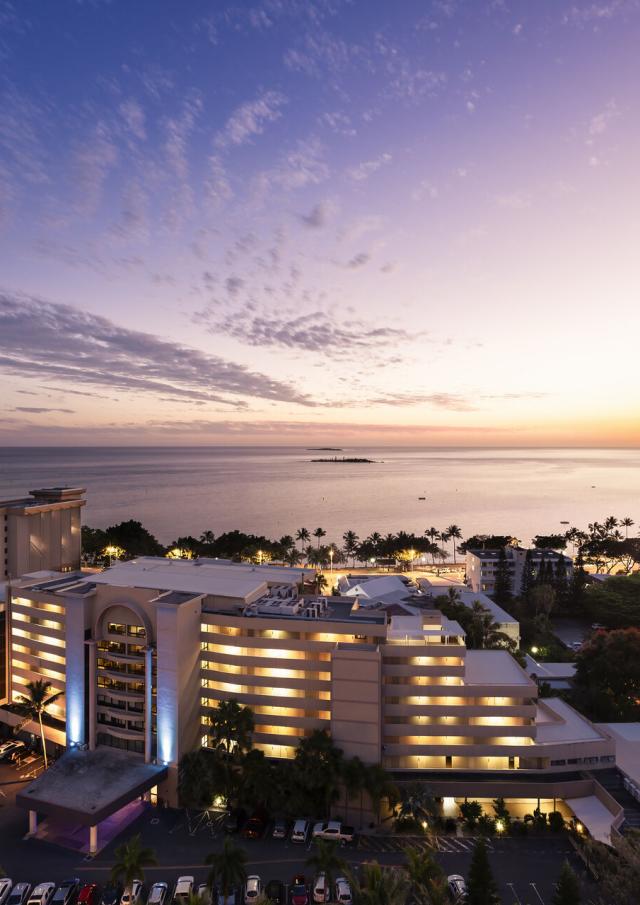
[7,886,32,905]
[27,886,56,905]
[146,886,167,905]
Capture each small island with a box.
[311,456,377,463]
[307,447,344,451]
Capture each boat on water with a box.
[418,496,426,500]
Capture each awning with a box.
[565,795,615,844]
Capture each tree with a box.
[352,862,409,905]
[296,528,310,554]
[14,679,64,768]
[341,756,366,825]
[200,530,215,546]
[621,516,635,539]
[343,530,360,567]
[551,861,581,905]
[179,748,226,809]
[466,838,500,905]
[581,829,640,905]
[394,782,440,831]
[572,628,640,720]
[581,573,640,628]
[111,834,158,886]
[446,525,462,564]
[104,519,164,557]
[533,534,568,550]
[403,845,444,897]
[306,840,347,896]
[313,527,327,548]
[492,547,512,605]
[364,763,397,824]
[205,837,247,902]
[459,800,483,829]
[491,797,511,829]
[291,730,343,817]
[208,700,255,757]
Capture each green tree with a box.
[14,679,64,768]
[341,755,366,825]
[111,834,158,886]
[364,763,398,824]
[313,527,327,548]
[467,838,500,905]
[351,862,409,905]
[491,797,511,829]
[208,699,255,802]
[446,525,463,564]
[178,748,226,808]
[296,528,310,554]
[291,730,343,817]
[205,837,247,902]
[394,782,440,831]
[492,547,512,605]
[104,519,164,557]
[459,800,483,829]
[403,845,444,896]
[572,628,640,720]
[533,534,568,550]
[306,840,347,897]
[551,861,581,905]
[343,530,360,567]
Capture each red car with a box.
[78,887,100,905]
[289,877,308,905]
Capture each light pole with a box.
[329,548,334,572]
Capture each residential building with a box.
[418,577,520,648]
[465,546,573,597]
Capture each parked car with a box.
[242,816,266,840]
[214,889,235,905]
[0,880,12,905]
[195,887,210,905]
[311,821,355,844]
[0,740,26,761]
[173,879,194,905]
[52,882,80,905]
[447,875,467,902]
[7,886,32,905]
[289,877,308,905]
[78,886,100,905]
[312,874,328,905]
[146,885,168,905]
[99,888,121,905]
[334,879,351,905]
[271,819,288,840]
[28,885,56,905]
[591,623,605,630]
[264,882,284,905]
[243,878,261,905]
[291,819,311,843]
[119,884,143,905]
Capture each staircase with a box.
[593,768,640,832]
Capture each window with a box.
[108,622,125,635]
[127,624,146,638]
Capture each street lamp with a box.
[329,548,334,572]
[531,646,539,655]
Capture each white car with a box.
[146,885,167,905]
[447,875,467,902]
[27,885,56,905]
[196,888,210,905]
[312,874,328,905]
[243,878,261,905]
[173,879,194,905]
[0,740,26,761]
[334,879,351,905]
[8,886,32,905]
[0,881,13,905]
[291,819,310,843]
[120,883,143,905]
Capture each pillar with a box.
[144,646,153,763]
[87,640,98,751]
[89,824,98,854]
[29,810,37,834]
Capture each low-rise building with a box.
[465,546,573,597]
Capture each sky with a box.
[0,0,639,447]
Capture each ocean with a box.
[0,446,638,546]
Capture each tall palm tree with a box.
[341,756,366,825]
[364,763,398,824]
[200,530,215,545]
[306,840,347,898]
[403,845,444,897]
[313,527,327,548]
[342,530,360,567]
[296,528,310,554]
[206,837,247,901]
[209,700,255,757]
[446,525,462,564]
[425,527,439,564]
[621,517,635,538]
[111,834,157,886]
[350,862,409,905]
[15,679,64,768]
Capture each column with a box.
[87,640,98,751]
[89,824,98,854]
[28,810,37,835]
[144,646,153,763]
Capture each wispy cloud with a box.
[300,199,337,227]
[0,291,313,407]
[12,406,75,414]
[347,152,392,181]
[214,90,287,149]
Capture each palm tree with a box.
[364,763,398,824]
[111,834,157,886]
[313,527,327,548]
[341,756,366,825]
[200,530,215,545]
[351,862,409,905]
[446,525,462,564]
[209,700,254,757]
[404,845,445,903]
[342,530,360,567]
[306,840,347,898]
[206,837,247,902]
[316,573,328,594]
[285,548,301,567]
[621,517,635,539]
[296,528,310,554]
[14,679,64,768]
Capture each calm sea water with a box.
[0,447,638,546]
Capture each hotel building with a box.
[466,546,573,596]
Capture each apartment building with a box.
[466,546,573,596]
[1,487,85,581]
[3,557,614,816]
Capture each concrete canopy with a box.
[16,747,167,825]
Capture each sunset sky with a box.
[1,0,639,446]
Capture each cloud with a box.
[73,122,119,215]
[347,152,392,181]
[0,290,313,407]
[119,98,146,140]
[495,190,532,209]
[588,100,618,136]
[207,309,422,355]
[564,2,637,25]
[346,252,370,269]
[363,392,474,411]
[283,30,358,76]
[300,199,337,228]
[318,111,356,136]
[214,91,287,149]
[13,406,75,414]
[254,138,329,196]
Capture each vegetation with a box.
[205,837,247,900]
[581,828,640,905]
[551,861,581,905]
[110,834,158,885]
[306,840,347,895]
[466,837,500,905]
[351,861,409,905]
[14,679,64,768]
[571,627,640,720]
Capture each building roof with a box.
[16,747,167,826]
[596,723,640,786]
[342,576,409,599]
[464,650,533,686]
[564,795,614,844]
[525,655,577,680]
[535,698,606,744]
